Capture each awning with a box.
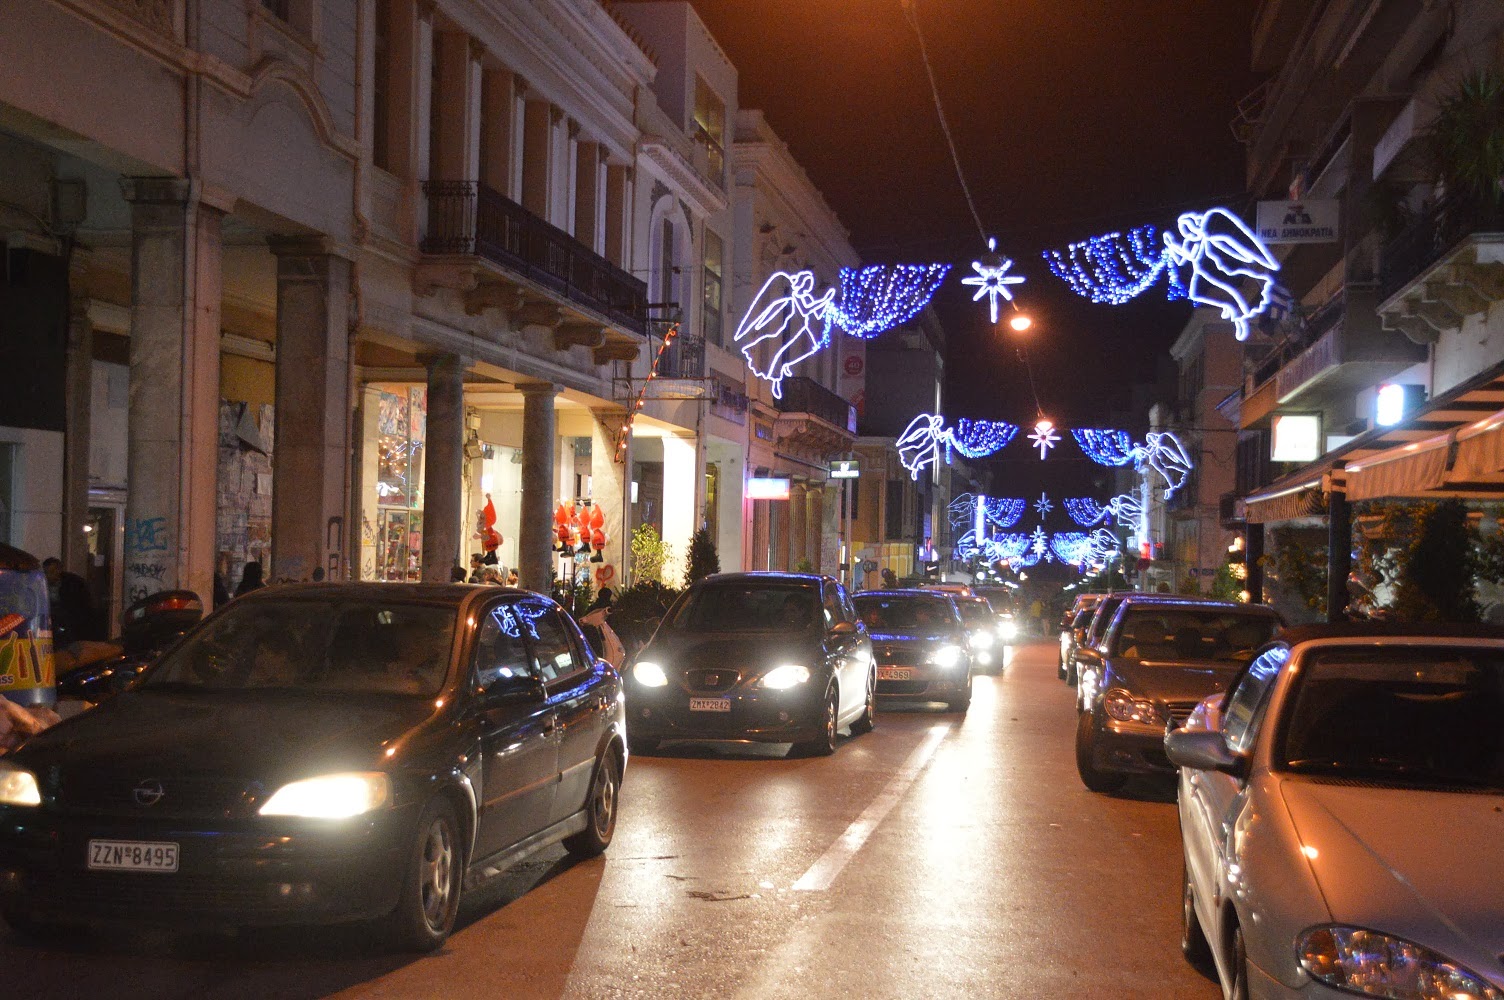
[1245,478,1328,524]
[1343,431,1453,501]
[1453,411,1504,480]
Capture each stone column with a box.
[120,178,222,607]
[61,302,93,575]
[589,413,627,581]
[519,382,559,591]
[661,435,697,584]
[807,485,828,574]
[269,238,351,582]
[789,482,808,569]
[1326,491,1350,623]
[1245,523,1264,605]
[421,353,467,583]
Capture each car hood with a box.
[1105,658,1241,702]
[16,688,439,779]
[642,631,822,672]
[1279,778,1504,979]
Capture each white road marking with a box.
[790,723,951,892]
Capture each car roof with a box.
[1275,621,1504,645]
[703,571,824,585]
[236,582,523,607]
[1116,595,1277,613]
[855,589,954,600]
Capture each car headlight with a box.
[926,644,963,669]
[998,621,1019,641]
[971,631,994,650]
[0,762,41,807]
[1103,688,1162,726]
[259,772,390,819]
[760,665,810,690]
[633,661,669,688]
[1298,925,1502,1000]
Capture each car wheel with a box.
[564,748,622,860]
[792,686,839,757]
[1181,857,1212,966]
[1228,922,1250,1000]
[1057,654,1067,680]
[382,796,463,952]
[849,670,876,735]
[1075,711,1126,793]
[627,735,659,756]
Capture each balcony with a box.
[1378,196,1504,344]
[420,181,647,338]
[773,377,857,460]
[658,334,705,380]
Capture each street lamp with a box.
[1008,313,1032,332]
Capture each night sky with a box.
[684,0,1260,423]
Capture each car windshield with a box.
[142,598,456,697]
[1087,597,1124,643]
[854,595,958,637]
[1111,608,1276,662]
[956,601,992,629]
[1072,609,1093,628]
[1280,646,1504,792]
[668,583,820,633]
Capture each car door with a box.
[471,599,561,861]
[524,601,606,826]
[1183,647,1287,922]
[822,581,862,717]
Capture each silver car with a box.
[1166,624,1504,999]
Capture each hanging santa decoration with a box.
[475,493,501,563]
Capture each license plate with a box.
[688,697,731,712]
[877,666,914,681]
[87,839,179,873]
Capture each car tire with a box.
[563,748,622,860]
[381,796,463,952]
[792,686,839,757]
[1228,922,1250,1000]
[849,670,876,735]
[1057,655,1067,680]
[1181,857,1212,966]
[1075,711,1126,793]
[627,735,659,756]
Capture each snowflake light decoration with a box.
[962,238,1026,324]
[1033,493,1053,516]
[1028,419,1061,460]
[1029,526,1049,558]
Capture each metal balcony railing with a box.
[774,377,856,434]
[658,334,705,379]
[422,180,647,335]
[1381,195,1504,302]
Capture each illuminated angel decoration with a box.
[1139,432,1194,498]
[734,270,837,400]
[896,414,947,481]
[897,414,1019,480]
[1162,208,1281,341]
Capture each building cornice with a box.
[639,138,728,218]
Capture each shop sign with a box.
[843,354,864,377]
[1271,413,1322,463]
[1255,200,1339,244]
[747,477,792,501]
[829,459,860,479]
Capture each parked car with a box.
[1167,623,1504,999]
[1058,606,1094,680]
[955,595,1006,671]
[853,589,973,712]
[1064,592,1129,686]
[625,573,874,756]
[55,589,206,702]
[0,583,626,951]
[1074,597,1279,792]
[972,585,1017,617]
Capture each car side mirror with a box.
[1164,729,1247,778]
[830,620,858,637]
[1075,646,1102,665]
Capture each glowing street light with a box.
[1008,313,1033,332]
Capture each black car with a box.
[852,590,974,711]
[1073,597,1280,792]
[625,573,875,756]
[0,584,626,950]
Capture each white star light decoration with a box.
[1029,526,1051,560]
[1033,493,1053,516]
[1028,419,1061,459]
[962,237,1026,323]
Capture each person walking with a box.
[579,587,625,666]
[234,561,265,598]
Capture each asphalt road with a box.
[8,640,1220,999]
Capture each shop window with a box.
[372,0,391,171]
[657,217,676,309]
[703,230,724,346]
[375,387,427,581]
[885,480,904,541]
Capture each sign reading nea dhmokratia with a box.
[1255,200,1339,244]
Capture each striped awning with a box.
[1344,408,1504,500]
[1245,478,1329,523]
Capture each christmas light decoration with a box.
[1063,497,1110,526]
[962,238,1026,323]
[948,494,1027,532]
[734,270,837,399]
[1162,208,1281,341]
[1042,225,1185,305]
[897,415,1019,480]
[616,322,680,463]
[987,497,1028,528]
[491,602,550,640]
[832,263,951,338]
[1073,429,1137,466]
[1050,532,1092,566]
[1033,493,1053,516]
[1028,419,1061,459]
[1029,526,1049,559]
[1140,431,1194,498]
